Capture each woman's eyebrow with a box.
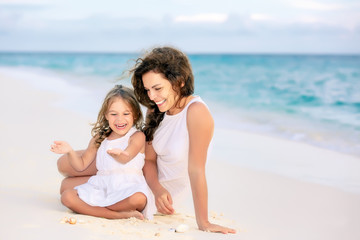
[144,83,161,90]
[151,84,161,88]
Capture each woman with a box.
[57,46,235,234]
[130,46,235,234]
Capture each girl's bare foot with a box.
[118,210,144,220]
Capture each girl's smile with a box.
[114,123,127,130]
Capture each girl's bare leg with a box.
[61,189,144,220]
[107,192,147,212]
[57,150,97,177]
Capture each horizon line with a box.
[1,50,360,56]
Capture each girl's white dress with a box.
[74,127,155,219]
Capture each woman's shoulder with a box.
[187,96,209,112]
[187,99,213,124]
[184,96,207,111]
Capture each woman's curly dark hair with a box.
[130,46,194,142]
[91,85,143,148]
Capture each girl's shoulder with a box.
[129,130,145,142]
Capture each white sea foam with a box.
[0,66,103,118]
[208,98,360,158]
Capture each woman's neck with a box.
[167,95,194,115]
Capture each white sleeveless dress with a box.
[74,127,155,219]
[152,96,208,210]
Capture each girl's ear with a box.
[133,114,138,125]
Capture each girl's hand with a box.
[154,187,174,215]
[199,222,236,234]
[107,148,130,158]
[50,141,72,154]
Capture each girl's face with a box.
[142,71,179,114]
[105,97,134,138]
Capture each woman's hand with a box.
[199,221,236,234]
[154,187,174,215]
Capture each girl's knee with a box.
[130,192,147,211]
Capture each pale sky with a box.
[0,0,359,53]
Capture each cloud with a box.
[0,0,48,4]
[0,3,359,54]
[292,1,345,11]
[174,13,228,23]
[250,14,274,21]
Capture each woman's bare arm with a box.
[187,102,236,234]
[143,142,174,214]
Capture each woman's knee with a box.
[60,176,90,194]
[57,154,71,177]
[61,189,76,207]
[60,178,72,194]
[57,150,94,177]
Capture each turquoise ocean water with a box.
[0,52,359,159]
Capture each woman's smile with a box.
[155,99,166,106]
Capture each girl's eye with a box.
[155,88,161,91]
[111,114,117,116]
[124,112,130,116]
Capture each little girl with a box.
[51,85,155,220]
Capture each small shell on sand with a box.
[60,216,77,225]
[175,224,189,233]
[69,217,77,224]
[60,217,68,224]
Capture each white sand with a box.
[1,72,360,240]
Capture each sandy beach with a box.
[1,71,360,240]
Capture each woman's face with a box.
[142,70,179,114]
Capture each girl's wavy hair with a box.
[130,46,194,142]
[91,85,143,147]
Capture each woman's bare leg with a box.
[57,150,97,177]
[61,189,144,220]
[60,176,91,194]
[57,150,97,194]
